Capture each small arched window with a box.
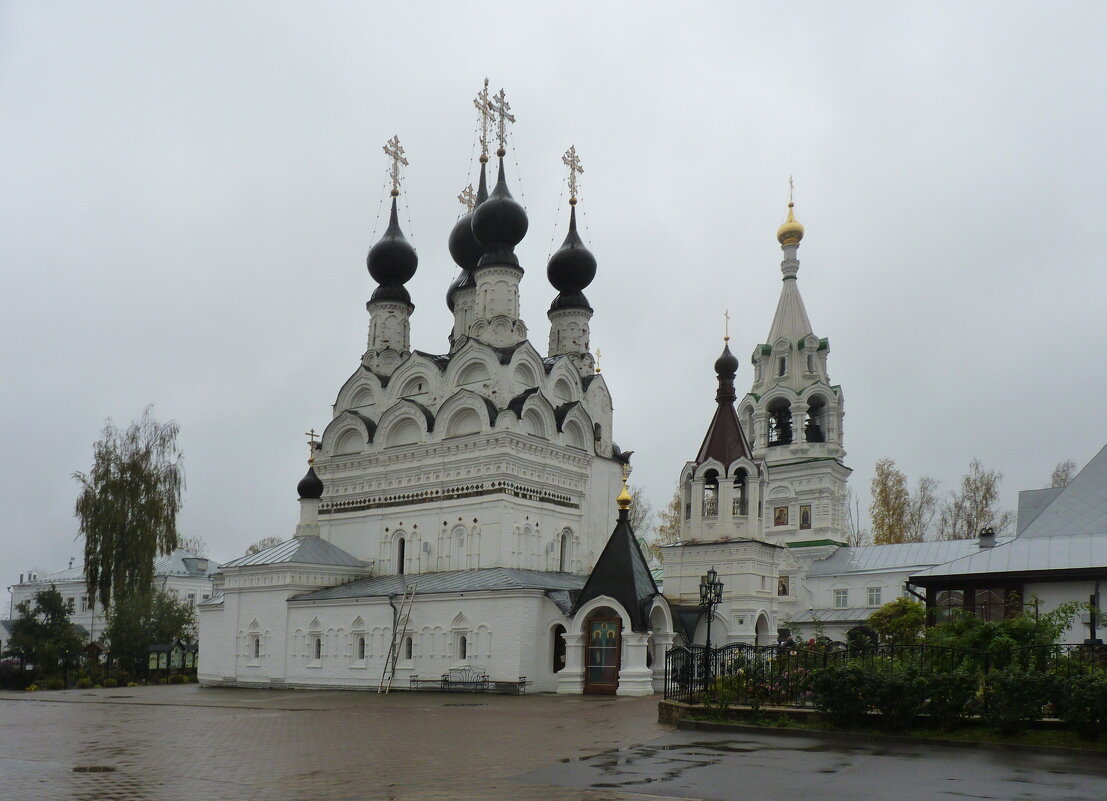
[252,636,261,659]
[703,469,719,517]
[402,636,413,660]
[313,636,322,660]
[396,536,406,575]
[559,531,571,572]
[777,356,787,377]
[805,397,827,443]
[458,635,467,661]
[357,636,366,660]
[733,469,749,516]
[767,399,793,446]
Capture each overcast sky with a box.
[3,2,1105,608]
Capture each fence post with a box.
[983,651,990,714]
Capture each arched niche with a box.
[444,407,482,438]
[385,417,422,448]
[334,427,364,456]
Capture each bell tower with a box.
[739,191,851,546]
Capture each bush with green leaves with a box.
[44,678,66,690]
[867,598,926,646]
[866,667,928,732]
[102,677,118,689]
[924,669,981,731]
[984,669,1053,735]
[1053,673,1107,740]
[168,673,188,684]
[812,664,869,728]
[76,676,93,689]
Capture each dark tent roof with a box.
[573,507,659,632]
[694,400,753,467]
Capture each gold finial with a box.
[474,79,492,162]
[723,309,730,342]
[776,177,804,246]
[617,463,632,511]
[305,428,319,465]
[562,145,583,205]
[489,87,515,156]
[594,347,602,374]
[383,135,408,198]
[458,184,477,213]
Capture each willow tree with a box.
[74,408,184,609]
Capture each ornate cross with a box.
[458,184,477,212]
[724,309,730,342]
[788,175,794,205]
[474,78,493,159]
[562,145,583,202]
[489,88,515,152]
[383,135,408,196]
[594,347,602,374]
[305,428,319,464]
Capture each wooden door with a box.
[584,618,621,695]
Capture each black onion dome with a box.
[297,465,324,499]
[546,206,596,293]
[448,210,482,272]
[445,268,475,312]
[472,157,528,263]
[714,342,739,378]
[367,197,418,288]
[370,283,412,305]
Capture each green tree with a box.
[867,597,926,645]
[870,458,909,544]
[74,408,185,608]
[104,589,196,672]
[4,587,86,678]
[937,459,1013,540]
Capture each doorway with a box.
[584,617,620,694]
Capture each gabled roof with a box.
[292,567,584,601]
[1016,487,1063,535]
[694,401,753,467]
[573,508,659,632]
[806,539,988,577]
[1020,444,1107,539]
[220,538,367,569]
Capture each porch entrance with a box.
[584,617,621,694]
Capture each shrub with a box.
[868,598,926,646]
[25,683,39,692]
[43,678,66,690]
[168,673,187,684]
[1054,673,1107,740]
[102,678,118,688]
[76,677,93,689]
[866,668,928,732]
[984,669,1053,735]
[925,669,980,731]
[812,665,868,728]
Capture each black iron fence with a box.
[664,641,1107,706]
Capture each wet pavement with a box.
[3,686,1107,800]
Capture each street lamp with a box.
[699,566,724,691]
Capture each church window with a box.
[396,536,406,575]
[805,396,826,443]
[868,587,882,607]
[80,596,89,612]
[252,636,261,659]
[559,531,572,572]
[767,399,792,446]
[732,470,748,516]
[458,635,467,661]
[702,470,719,517]
[313,636,322,660]
[357,636,366,660]
[778,356,786,377]
[807,353,816,373]
[552,625,567,673]
[402,636,413,661]
[833,589,849,608]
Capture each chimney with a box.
[978,526,996,549]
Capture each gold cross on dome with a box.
[594,347,602,374]
[305,428,319,464]
[458,184,476,212]
[724,309,730,342]
[622,462,629,483]
[383,135,408,196]
[562,145,583,202]
[474,79,493,159]
[489,88,515,151]
[788,175,794,205]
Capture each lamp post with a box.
[699,566,724,692]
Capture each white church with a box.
[200,86,976,695]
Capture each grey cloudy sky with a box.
[3,2,1106,606]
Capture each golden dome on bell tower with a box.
[776,201,804,247]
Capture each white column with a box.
[617,632,654,696]
[556,633,585,694]
[651,631,675,694]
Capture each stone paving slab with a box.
[0,686,677,801]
